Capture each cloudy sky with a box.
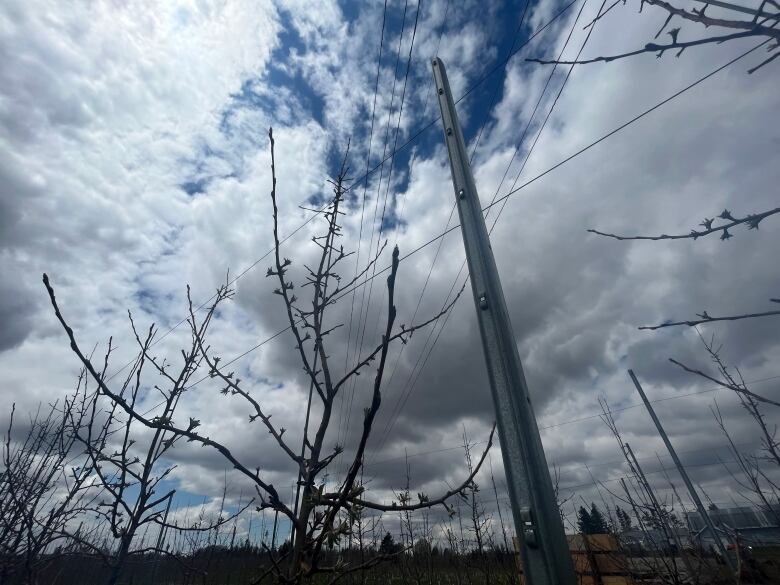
[1,0,778,537]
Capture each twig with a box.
[589,207,780,242]
[527,0,780,68]
[639,301,780,330]
[317,425,496,513]
[527,30,757,65]
[670,358,780,407]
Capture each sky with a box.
[1,0,779,539]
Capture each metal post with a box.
[432,57,576,585]
[625,443,695,578]
[155,492,174,551]
[620,477,650,537]
[150,492,174,584]
[628,369,735,573]
[271,509,279,550]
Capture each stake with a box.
[271,510,279,550]
[628,369,735,573]
[150,491,174,585]
[625,442,695,580]
[432,57,575,585]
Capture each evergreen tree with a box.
[577,506,592,534]
[578,503,610,534]
[615,505,633,532]
[589,503,610,534]
[379,532,399,555]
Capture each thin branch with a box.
[527,30,757,65]
[748,46,780,73]
[186,290,301,464]
[669,357,780,407]
[324,547,408,585]
[647,0,780,32]
[589,207,780,242]
[640,300,780,330]
[332,284,465,394]
[42,273,294,520]
[267,127,326,402]
[528,0,780,68]
[318,425,496,513]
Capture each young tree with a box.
[461,428,492,584]
[70,371,244,585]
[1,380,100,585]
[672,330,780,525]
[43,129,495,584]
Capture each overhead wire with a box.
[331,37,772,408]
[350,0,412,381]
[377,0,533,442]
[341,0,390,452]
[340,0,582,192]
[94,0,581,389]
[361,372,780,467]
[468,0,532,165]
[339,0,417,452]
[103,23,771,491]
[133,37,771,415]
[338,0,393,456]
[371,0,596,459]
[487,38,772,213]
[392,0,453,234]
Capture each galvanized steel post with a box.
[629,369,736,573]
[431,57,576,585]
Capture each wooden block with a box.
[594,553,629,573]
[586,534,619,551]
[568,534,586,551]
[571,551,590,573]
[515,534,634,584]
[602,577,632,585]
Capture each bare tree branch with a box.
[528,29,759,65]
[42,274,293,520]
[317,425,496,514]
[639,299,780,330]
[669,357,780,407]
[589,207,780,242]
[527,0,779,70]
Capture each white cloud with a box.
[1,0,778,534]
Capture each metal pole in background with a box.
[431,57,576,585]
[150,492,174,584]
[628,369,736,573]
[624,442,696,578]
